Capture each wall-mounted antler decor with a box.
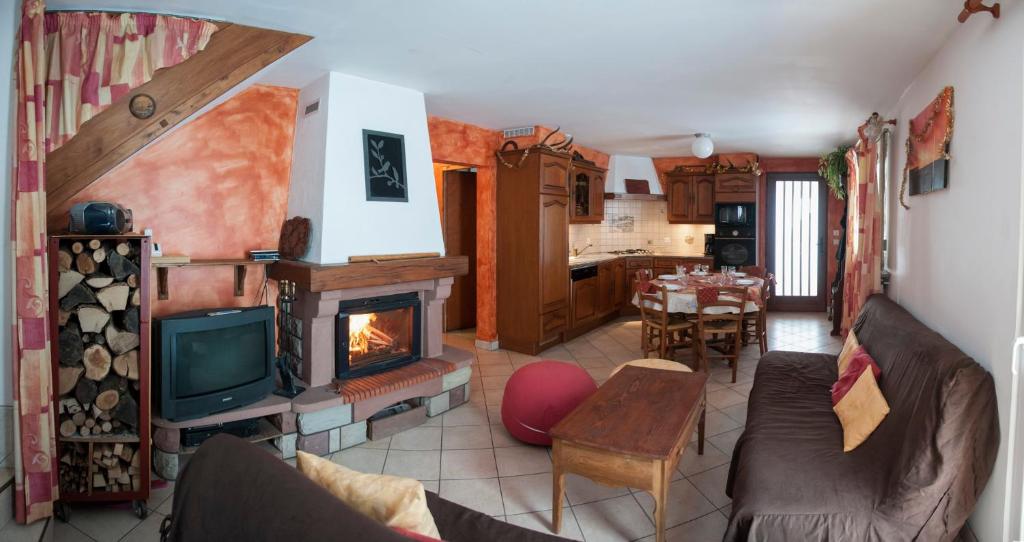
[958,0,1000,23]
[496,126,575,168]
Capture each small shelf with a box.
[152,393,292,429]
[179,418,281,455]
[61,433,140,444]
[152,258,274,300]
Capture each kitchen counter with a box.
[568,252,712,269]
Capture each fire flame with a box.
[349,313,376,356]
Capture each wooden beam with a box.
[46,24,311,227]
[269,257,469,292]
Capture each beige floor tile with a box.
[504,508,585,541]
[572,494,655,542]
[383,449,441,480]
[358,436,391,449]
[706,388,747,410]
[442,403,490,426]
[484,387,505,406]
[390,426,442,451]
[634,477,718,530]
[707,427,743,457]
[443,425,493,450]
[704,408,743,437]
[564,473,630,505]
[719,403,747,425]
[68,504,145,541]
[678,441,731,477]
[576,356,614,369]
[145,480,174,513]
[478,363,515,377]
[481,375,510,391]
[121,511,169,542]
[731,382,754,396]
[499,472,567,515]
[637,510,729,542]
[0,518,47,542]
[494,446,552,477]
[490,423,520,448]
[687,464,731,508]
[52,521,95,542]
[422,413,443,426]
[440,449,497,479]
[439,478,505,516]
[422,479,440,493]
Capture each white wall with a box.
[606,155,662,194]
[885,7,1024,540]
[288,72,444,265]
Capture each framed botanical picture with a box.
[363,129,408,202]
[903,86,953,202]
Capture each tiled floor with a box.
[38,312,841,542]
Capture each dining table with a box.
[631,273,764,315]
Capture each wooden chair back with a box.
[638,284,671,327]
[696,286,748,328]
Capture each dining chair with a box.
[739,265,766,278]
[742,274,772,355]
[638,282,694,360]
[695,285,748,382]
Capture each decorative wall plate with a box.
[128,94,156,119]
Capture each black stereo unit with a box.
[180,418,261,448]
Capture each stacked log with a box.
[59,442,142,493]
[53,237,143,494]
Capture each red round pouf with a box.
[501,360,598,446]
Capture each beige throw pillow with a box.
[296,451,441,538]
[836,331,860,376]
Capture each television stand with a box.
[181,418,261,448]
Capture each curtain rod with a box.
[44,8,225,22]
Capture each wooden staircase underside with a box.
[45,22,311,229]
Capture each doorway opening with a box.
[766,173,828,312]
[434,163,477,331]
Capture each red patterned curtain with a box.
[840,139,884,335]
[12,1,217,523]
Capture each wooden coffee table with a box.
[549,365,707,542]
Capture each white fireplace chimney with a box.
[287,72,445,264]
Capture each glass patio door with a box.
[766,173,828,311]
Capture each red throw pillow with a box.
[696,286,718,306]
[393,527,444,542]
[831,346,882,405]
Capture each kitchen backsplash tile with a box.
[569,199,714,254]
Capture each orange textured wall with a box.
[427,116,502,343]
[427,117,613,344]
[57,85,298,317]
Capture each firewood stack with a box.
[54,238,143,495]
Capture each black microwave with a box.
[715,203,755,228]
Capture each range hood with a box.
[605,155,665,200]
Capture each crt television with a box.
[154,306,275,421]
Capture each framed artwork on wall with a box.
[363,129,408,202]
[900,86,954,207]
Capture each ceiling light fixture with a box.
[691,133,714,159]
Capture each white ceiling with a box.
[50,0,964,157]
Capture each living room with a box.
[0,1,1020,541]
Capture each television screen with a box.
[155,306,275,421]
[174,320,268,398]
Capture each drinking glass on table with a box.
[675,264,686,276]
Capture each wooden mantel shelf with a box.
[152,258,272,300]
[269,256,468,292]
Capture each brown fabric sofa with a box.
[724,294,999,541]
[161,434,569,542]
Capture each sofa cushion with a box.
[831,347,889,452]
[836,331,859,375]
[296,450,440,538]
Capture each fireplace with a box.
[335,292,422,379]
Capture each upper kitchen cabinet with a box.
[569,161,606,224]
[666,171,715,224]
[715,172,757,202]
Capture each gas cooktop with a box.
[607,249,653,255]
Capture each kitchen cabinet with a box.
[715,173,757,203]
[497,148,571,354]
[597,261,616,315]
[569,162,606,224]
[571,273,598,328]
[612,259,626,308]
[666,173,715,224]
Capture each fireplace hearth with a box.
[336,292,422,379]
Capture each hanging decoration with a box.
[899,86,954,209]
